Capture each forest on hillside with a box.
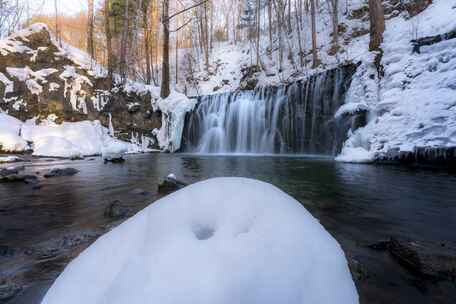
[1,0,390,97]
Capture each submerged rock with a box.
[104,200,132,220]
[44,168,79,178]
[158,174,188,194]
[0,167,37,183]
[368,238,456,280]
[103,153,125,164]
[0,279,22,302]
[130,188,149,196]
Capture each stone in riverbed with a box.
[130,188,149,196]
[368,238,456,280]
[44,168,79,178]
[0,167,38,183]
[0,279,22,302]
[158,175,188,194]
[104,200,132,220]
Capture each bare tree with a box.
[104,0,114,86]
[87,0,95,60]
[310,0,319,68]
[368,0,385,51]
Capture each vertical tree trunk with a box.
[160,0,171,98]
[87,0,95,60]
[256,0,260,66]
[143,1,151,84]
[268,0,273,59]
[310,0,319,68]
[119,0,129,81]
[104,0,113,87]
[203,0,210,70]
[368,0,385,51]
[295,0,304,68]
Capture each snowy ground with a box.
[338,0,456,162]
[0,111,143,158]
[41,177,358,304]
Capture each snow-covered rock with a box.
[41,177,358,304]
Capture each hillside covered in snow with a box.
[0,23,195,156]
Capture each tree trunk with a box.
[256,0,260,66]
[310,0,319,68]
[119,0,129,81]
[87,0,95,60]
[104,0,113,87]
[143,1,151,84]
[160,0,171,98]
[368,0,385,51]
[268,0,273,59]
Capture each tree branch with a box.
[170,18,193,32]
[166,0,208,22]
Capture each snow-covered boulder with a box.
[33,136,83,158]
[42,178,358,304]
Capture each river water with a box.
[1,153,455,303]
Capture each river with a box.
[1,153,455,303]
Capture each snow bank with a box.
[0,112,143,157]
[41,178,358,304]
[0,113,28,152]
[153,91,196,152]
[33,136,83,158]
[337,0,456,162]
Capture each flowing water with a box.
[1,154,455,304]
[183,64,358,155]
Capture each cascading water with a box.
[182,64,358,155]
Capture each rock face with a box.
[0,24,161,147]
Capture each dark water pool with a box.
[1,153,456,303]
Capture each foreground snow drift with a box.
[42,178,358,304]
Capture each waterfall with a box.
[182,64,357,155]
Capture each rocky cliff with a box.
[0,24,161,148]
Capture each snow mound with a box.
[41,178,358,304]
[0,113,28,152]
[33,136,83,158]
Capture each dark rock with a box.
[388,238,456,280]
[104,200,132,220]
[0,245,15,257]
[130,188,149,196]
[347,255,368,282]
[369,238,456,281]
[103,155,125,164]
[44,168,79,178]
[0,168,19,177]
[158,176,188,194]
[0,280,22,301]
[367,240,390,251]
[239,65,260,90]
[0,170,38,183]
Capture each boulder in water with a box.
[44,168,79,178]
[158,174,188,194]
